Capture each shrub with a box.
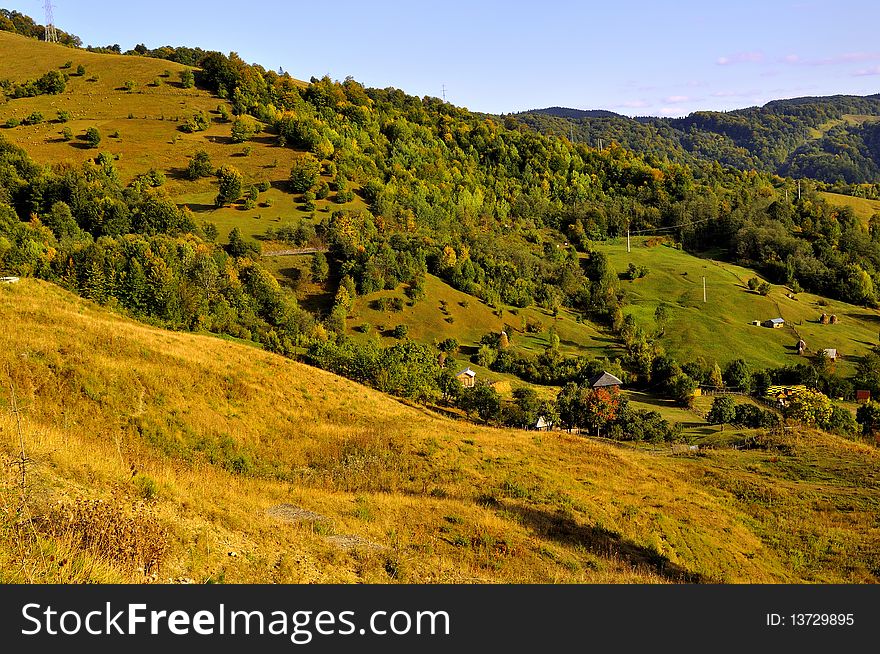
[179,69,195,89]
[39,499,170,575]
[24,111,44,125]
[186,150,214,180]
[4,118,20,129]
[392,324,409,339]
[76,64,86,76]
[180,111,209,133]
[57,110,71,123]
[83,126,101,148]
[231,115,258,143]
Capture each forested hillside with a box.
[518,95,880,184]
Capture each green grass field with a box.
[595,238,880,376]
[346,273,621,368]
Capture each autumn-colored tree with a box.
[708,362,724,390]
[581,387,621,436]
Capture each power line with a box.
[43,0,58,43]
[628,216,715,235]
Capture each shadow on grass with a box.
[505,504,707,583]
[178,203,216,213]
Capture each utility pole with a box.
[703,276,707,304]
[43,0,58,43]
[627,227,631,253]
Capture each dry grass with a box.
[0,279,877,584]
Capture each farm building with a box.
[535,415,553,431]
[456,367,477,388]
[821,348,838,361]
[588,371,623,390]
[766,384,808,407]
[856,390,872,403]
[763,318,785,328]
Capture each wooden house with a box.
[763,317,785,328]
[456,367,477,388]
[588,371,623,390]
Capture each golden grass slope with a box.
[0,31,328,246]
[1,279,878,584]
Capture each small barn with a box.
[763,318,785,329]
[588,371,623,390]
[456,367,477,388]
[535,415,553,431]
[821,348,838,362]
[856,390,872,403]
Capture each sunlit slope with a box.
[597,238,880,375]
[1,279,878,584]
[0,31,325,246]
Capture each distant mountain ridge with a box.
[524,106,624,120]
[516,94,880,183]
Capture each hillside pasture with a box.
[597,238,880,375]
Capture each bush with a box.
[733,403,779,428]
[39,499,170,575]
[180,111,209,133]
[24,111,44,125]
[392,324,409,339]
[4,118,20,129]
[83,126,101,148]
[179,69,195,89]
[186,150,213,180]
[57,110,71,123]
[231,115,258,143]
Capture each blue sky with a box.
[9,0,880,116]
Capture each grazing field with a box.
[595,238,880,376]
[346,273,622,382]
[2,279,877,584]
[0,30,327,249]
[819,191,880,225]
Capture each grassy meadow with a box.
[0,30,336,251]
[596,237,880,376]
[0,279,878,584]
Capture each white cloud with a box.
[854,65,880,76]
[717,51,765,66]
